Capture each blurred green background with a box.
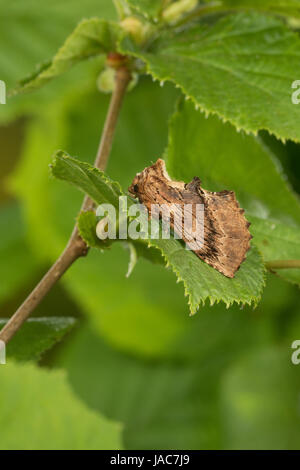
[0,0,300,450]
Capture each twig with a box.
[0,66,131,344]
[265,260,300,270]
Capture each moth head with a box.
[128,172,143,198]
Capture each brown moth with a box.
[128,159,252,278]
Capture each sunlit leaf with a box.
[11,18,123,96]
[120,12,300,142]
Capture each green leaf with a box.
[0,361,123,450]
[120,12,300,142]
[166,99,300,285]
[51,151,123,207]
[149,240,265,312]
[124,0,164,19]
[218,0,300,19]
[11,18,123,96]
[0,317,76,362]
[0,203,39,304]
[51,152,266,312]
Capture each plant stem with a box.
[0,66,131,345]
[265,260,300,270]
[0,235,88,345]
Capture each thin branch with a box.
[265,260,300,270]
[0,66,131,345]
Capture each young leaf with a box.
[166,100,300,286]
[51,152,266,312]
[51,151,123,207]
[120,12,300,142]
[11,18,123,96]
[0,317,76,362]
[0,361,123,450]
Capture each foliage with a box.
[1,0,300,450]
[120,12,300,142]
[10,19,123,96]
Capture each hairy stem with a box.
[265,260,300,270]
[0,66,131,345]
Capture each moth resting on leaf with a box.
[128,159,252,278]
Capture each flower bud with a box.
[120,16,149,45]
[97,68,138,94]
[97,68,115,94]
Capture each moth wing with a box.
[198,189,251,278]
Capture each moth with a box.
[128,159,252,278]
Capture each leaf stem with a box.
[0,66,131,345]
[265,260,300,270]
